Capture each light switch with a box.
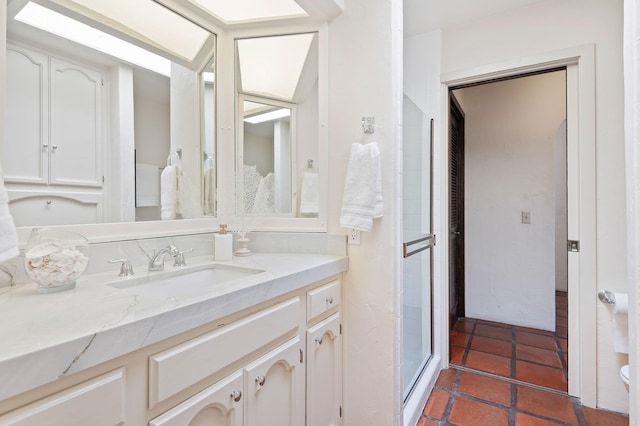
[521,211,531,224]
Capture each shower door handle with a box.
[403,234,436,258]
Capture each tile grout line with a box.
[450,364,569,396]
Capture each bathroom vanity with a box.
[0,233,347,425]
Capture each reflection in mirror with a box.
[3,0,215,227]
[241,97,293,214]
[235,32,318,219]
[201,56,216,216]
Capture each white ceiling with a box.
[403,0,549,37]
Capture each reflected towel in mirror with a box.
[203,158,215,215]
[0,171,18,262]
[340,142,383,232]
[161,165,177,220]
[300,170,319,214]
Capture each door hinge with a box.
[300,349,304,363]
[567,240,580,252]
[340,405,342,418]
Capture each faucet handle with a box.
[173,249,193,267]
[107,259,135,277]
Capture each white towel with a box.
[135,163,160,207]
[175,163,185,216]
[0,173,18,262]
[299,171,319,214]
[160,165,177,220]
[340,142,383,232]
[203,166,215,215]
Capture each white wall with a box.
[457,72,566,331]
[134,97,169,167]
[441,0,628,412]
[244,124,275,175]
[327,0,402,423]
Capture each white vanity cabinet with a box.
[0,274,343,426]
[4,43,104,225]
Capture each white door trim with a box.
[437,44,597,406]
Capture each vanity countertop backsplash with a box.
[0,232,347,401]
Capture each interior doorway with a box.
[447,69,569,392]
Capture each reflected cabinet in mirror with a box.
[235,32,320,220]
[3,0,216,226]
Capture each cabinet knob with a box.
[326,296,334,304]
[52,145,58,150]
[315,336,323,344]
[230,390,242,402]
[255,375,266,386]
[43,144,49,149]
[46,200,52,205]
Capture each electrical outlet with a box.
[521,211,531,224]
[348,228,361,245]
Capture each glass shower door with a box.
[402,95,434,401]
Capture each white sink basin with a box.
[106,263,265,295]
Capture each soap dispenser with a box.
[214,224,232,261]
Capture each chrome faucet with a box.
[148,245,179,271]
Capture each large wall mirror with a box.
[3,0,216,227]
[235,32,321,221]
[4,0,333,242]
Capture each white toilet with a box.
[620,364,630,389]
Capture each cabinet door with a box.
[307,313,342,426]
[49,57,102,187]
[243,337,304,426]
[149,371,243,426]
[4,46,48,184]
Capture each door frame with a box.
[436,44,597,406]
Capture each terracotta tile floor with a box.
[450,291,569,391]
[417,368,629,426]
[416,292,629,425]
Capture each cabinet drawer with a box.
[0,369,125,426]
[149,297,300,408]
[307,280,341,322]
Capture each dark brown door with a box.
[449,94,465,328]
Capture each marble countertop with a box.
[0,251,348,400]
